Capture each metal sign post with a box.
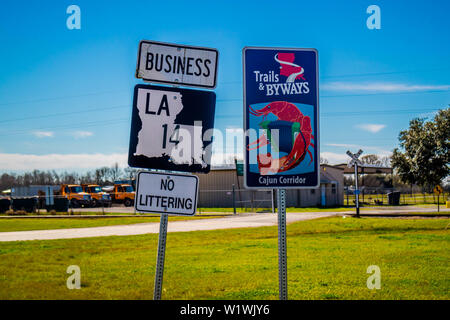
[134,171,199,300]
[154,213,168,300]
[277,189,287,300]
[272,189,276,214]
[242,47,320,301]
[434,185,443,212]
[129,40,217,301]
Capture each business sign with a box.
[243,47,319,188]
[135,171,198,215]
[136,40,218,89]
[128,84,216,173]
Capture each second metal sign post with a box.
[243,47,320,300]
[129,40,218,300]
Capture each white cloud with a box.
[325,143,391,155]
[211,152,242,166]
[326,143,361,149]
[0,153,127,171]
[0,151,242,171]
[323,143,393,165]
[72,131,94,139]
[225,127,243,134]
[322,82,450,92]
[319,152,350,164]
[320,150,392,165]
[32,131,54,138]
[355,124,386,133]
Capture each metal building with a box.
[196,164,344,208]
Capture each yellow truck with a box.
[108,184,135,207]
[60,184,92,208]
[81,184,112,207]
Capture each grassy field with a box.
[199,207,355,213]
[0,217,448,300]
[0,215,222,232]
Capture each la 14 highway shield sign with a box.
[128,84,216,173]
[243,47,319,189]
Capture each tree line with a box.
[0,163,139,191]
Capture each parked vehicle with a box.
[108,184,135,207]
[60,184,91,208]
[10,185,65,212]
[0,197,11,213]
[81,184,112,207]
[11,197,38,213]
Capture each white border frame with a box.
[135,170,199,216]
[136,40,219,89]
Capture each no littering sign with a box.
[135,171,198,215]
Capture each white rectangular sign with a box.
[136,40,218,89]
[135,171,199,215]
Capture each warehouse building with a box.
[196,164,344,208]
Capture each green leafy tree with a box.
[391,107,449,191]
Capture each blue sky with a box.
[0,0,449,171]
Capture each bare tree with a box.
[108,163,122,183]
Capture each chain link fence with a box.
[198,185,343,211]
[344,186,449,206]
[2,186,448,215]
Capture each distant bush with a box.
[7,210,28,216]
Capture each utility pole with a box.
[354,162,360,217]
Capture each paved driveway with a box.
[0,212,335,242]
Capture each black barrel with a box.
[54,197,69,212]
[387,191,401,205]
[0,198,11,213]
[11,197,38,213]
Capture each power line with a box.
[0,90,127,107]
[220,66,450,84]
[320,66,450,79]
[321,89,450,98]
[2,66,449,106]
[215,107,441,119]
[0,104,130,124]
[1,107,442,137]
[0,118,129,137]
[215,89,450,102]
[2,88,447,125]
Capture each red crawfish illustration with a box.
[247,101,315,175]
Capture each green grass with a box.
[0,216,221,232]
[199,207,354,213]
[0,217,448,300]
